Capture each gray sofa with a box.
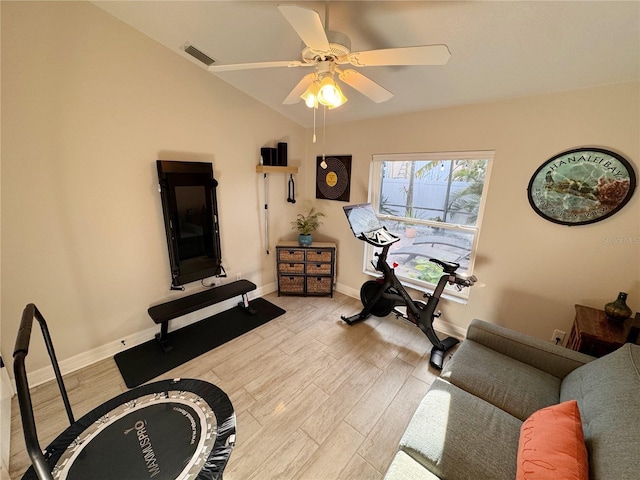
[384,319,640,480]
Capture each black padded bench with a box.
[148,279,257,351]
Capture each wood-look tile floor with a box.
[10,291,453,479]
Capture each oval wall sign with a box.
[527,147,636,226]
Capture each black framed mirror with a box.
[157,160,224,289]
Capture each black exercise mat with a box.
[115,297,285,388]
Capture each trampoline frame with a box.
[13,303,236,480]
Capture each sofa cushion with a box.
[516,400,588,480]
[384,451,442,480]
[560,343,640,480]
[399,378,521,480]
[466,319,594,378]
[441,339,561,420]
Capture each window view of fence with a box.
[369,152,493,298]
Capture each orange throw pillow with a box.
[516,400,588,480]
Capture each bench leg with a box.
[155,321,173,352]
[238,293,257,315]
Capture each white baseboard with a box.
[334,282,359,299]
[19,280,466,390]
[20,283,276,389]
[1,361,13,474]
[435,319,468,340]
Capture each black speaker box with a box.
[260,147,277,166]
[277,142,288,166]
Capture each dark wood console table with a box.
[567,304,636,357]
[149,279,256,351]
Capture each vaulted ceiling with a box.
[93,1,640,127]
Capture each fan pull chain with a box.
[321,106,328,168]
[312,104,317,143]
[323,105,326,162]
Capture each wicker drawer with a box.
[279,262,304,274]
[306,250,332,262]
[306,276,332,294]
[279,275,305,294]
[306,263,332,275]
[278,249,304,262]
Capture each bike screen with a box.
[343,203,384,237]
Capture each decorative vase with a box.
[604,292,632,323]
[298,234,312,246]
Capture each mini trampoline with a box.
[14,305,235,480]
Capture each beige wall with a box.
[1,1,306,373]
[1,1,639,377]
[307,82,640,341]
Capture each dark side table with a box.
[568,304,636,357]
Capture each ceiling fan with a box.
[207,4,451,109]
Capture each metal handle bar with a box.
[13,304,74,480]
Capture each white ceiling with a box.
[93,1,640,128]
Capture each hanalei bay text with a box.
[547,154,626,177]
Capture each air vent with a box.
[182,43,216,66]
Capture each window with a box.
[367,151,493,300]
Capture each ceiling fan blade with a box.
[283,73,316,104]
[208,60,307,72]
[278,5,330,53]
[338,69,393,103]
[346,44,451,67]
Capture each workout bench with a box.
[148,279,256,352]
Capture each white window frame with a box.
[366,150,494,302]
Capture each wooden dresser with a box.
[276,241,336,297]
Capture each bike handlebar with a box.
[358,227,400,248]
[451,273,477,289]
[373,247,477,291]
[428,258,476,288]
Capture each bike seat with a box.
[430,258,459,274]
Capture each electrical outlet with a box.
[551,329,566,345]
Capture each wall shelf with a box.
[256,165,298,174]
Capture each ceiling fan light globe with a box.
[317,77,347,108]
[300,82,320,108]
[328,95,347,109]
[304,95,319,109]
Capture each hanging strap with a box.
[264,173,269,255]
[287,174,296,203]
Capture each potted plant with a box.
[404,208,421,238]
[291,207,325,246]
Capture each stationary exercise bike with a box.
[341,204,477,370]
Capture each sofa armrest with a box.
[466,319,595,379]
